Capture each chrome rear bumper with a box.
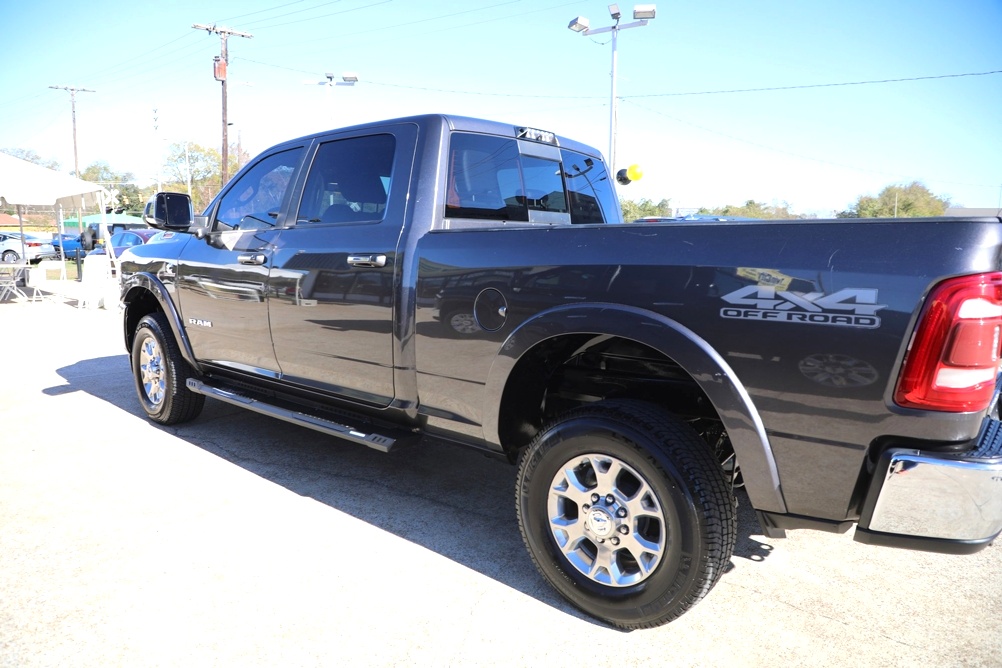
[855,418,1002,554]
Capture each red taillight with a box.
[894,272,1002,412]
[26,242,41,247]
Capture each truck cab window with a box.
[519,156,567,214]
[561,149,620,224]
[446,133,527,221]
[297,134,396,225]
[446,133,580,223]
[215,148,303,231]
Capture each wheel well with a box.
[497,334,725,462]
[123,287,164,349]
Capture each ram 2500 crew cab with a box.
[121,114,1002,629]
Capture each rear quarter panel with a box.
[412,217,1002,518]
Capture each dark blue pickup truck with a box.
[121,114,1002,629]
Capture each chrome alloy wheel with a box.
[547,453,666,587]
[448,311,481,335]
[138,333,166,407]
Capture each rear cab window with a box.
[444,132,620,226]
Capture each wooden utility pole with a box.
[192,23,252,187]
[49,85,95,236]
[48,85,95,179]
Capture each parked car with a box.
[632,214,762,223]
[87,229,161,258]
[51,232,88,259]
[0,232,57,263]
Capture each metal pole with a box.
[70,90,80,177]
[569,16,651,172]
[609,26,619,171]
[73,89,81,233]
[154,108,162,192]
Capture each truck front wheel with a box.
[516,400,736,629]
[131,312,205,425]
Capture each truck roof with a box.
[266,113,604,160]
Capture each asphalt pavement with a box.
[1,291,1000,667]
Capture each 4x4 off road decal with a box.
[721,286,886,328]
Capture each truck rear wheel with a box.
[516,400,736,629]
[131,312,204,425]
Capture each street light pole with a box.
[568,4,656,170]
[609,25,619,170]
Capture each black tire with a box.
[131,312,205,425]
[516,400,736,629]
[2,250,19,263]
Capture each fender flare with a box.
[483,303,787,514]
[121,272,202,374]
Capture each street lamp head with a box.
[633,4,656,20]
[608,4,621,20]
[568,16,589,32]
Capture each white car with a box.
[0,232,57,263]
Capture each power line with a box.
[228,0,393,32]
[623,99,1001,190]
[213,0,311,25]
[94,32,201,76]
[231,60,1002,101]
[220,0,348,30]
[246,0,576,50]
[625,69,1002,99]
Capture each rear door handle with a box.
[347,254,387,268]
[238,253,267,266]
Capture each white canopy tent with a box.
[0,152,112,264]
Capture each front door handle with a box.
[238,253,267,266]
[347,254,387,268]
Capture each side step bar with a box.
[186,378,405,453]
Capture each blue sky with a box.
[1,0,999,216]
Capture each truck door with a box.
[176,146,305,377]
[267,125,414,407]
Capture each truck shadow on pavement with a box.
[51,355,775,628]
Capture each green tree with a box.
[227,143,251,181]
[1,147,59,170]
[159,141,251,212]
[838,182,949,218]
[80,161,143,213]
[161,142,223,212]
[698,200,800,219]
[620,197,673,222]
